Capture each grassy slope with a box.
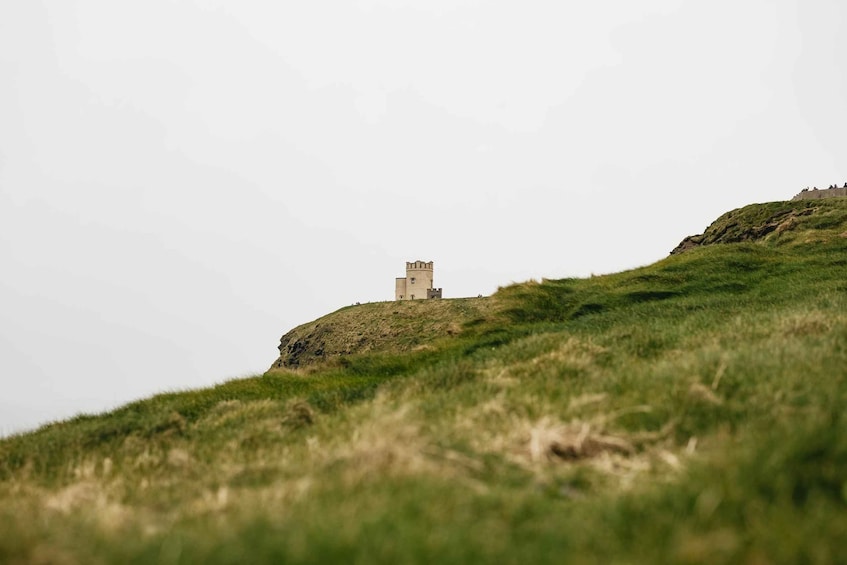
[2,198,846,564]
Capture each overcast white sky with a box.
[1,0,845,436]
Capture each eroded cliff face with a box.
[670,198,845,255]
[273,323,335,369]
[268,297,499,370]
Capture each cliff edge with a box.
[670,198,847,255]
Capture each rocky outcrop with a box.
[670,201,821,255]
[274,324,331,369]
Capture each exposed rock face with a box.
[670,202,818,255]
[271,319,370,370]
[669,235,704,255]
[275,325,330,368]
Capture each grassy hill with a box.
[269,296,501,369]
[2,198,846,564]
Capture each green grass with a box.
[2,198,847,564]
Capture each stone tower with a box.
[395,260,442,300]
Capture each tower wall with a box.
[792,187,847,200]
[395,277,407,301]
[404,261,434,300]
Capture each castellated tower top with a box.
[395,260,442,301]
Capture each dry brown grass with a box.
[779,310,833,337]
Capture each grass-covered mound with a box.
[269,296,500,369]
[670,197,847,253]
[2,198,846,564]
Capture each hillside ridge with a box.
[3,196,847,564]
[670,197,847,254]
[273,197,847,370]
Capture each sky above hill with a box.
[1,0,845,435]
